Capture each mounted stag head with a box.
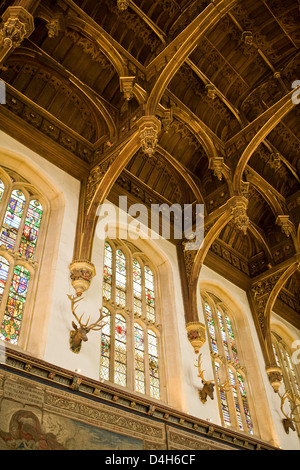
[67,294,108,353]
[278,390,300,434]
[196,353,215,403]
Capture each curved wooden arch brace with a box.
[248,223,273,264]
[10,49,117,141]
[65,16,129,78]
[145,0,239,116]
[156,146,205,207]
[187,206,234,323]
[233,90,297,194]
[167,106,233,195]
[245,168,286,218]
[76,131,141,261]
[171,107,219,161]
[264,262,299,367]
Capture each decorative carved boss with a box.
[0,6,34,63]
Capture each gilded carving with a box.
[69,260,96,296]
[186,322,206,354]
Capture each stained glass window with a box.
[19,200,43,259]
[0,170,47,350]
[237,372,253,434]
[114,314,127,386]
[115,250,126,307]
[148,330,160,399]
[0,256,9,304]
[229,369,243,431]
[101,242,161,399]
[133,259,142,316]
[134,323,145,394]
[224,311,238,364]
[103,242,112,300]
[100,307,111,381]
[0,190,26,250]
[215,362,231,427]
[0,265,30,344]
[218,309,230,360]
[202,293,254,435]
[204,301,218,354]
[145,266,155,322]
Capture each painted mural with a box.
[0,409,144,450]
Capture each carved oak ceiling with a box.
[0,0,299,325]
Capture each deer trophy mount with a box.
[278,390,300,434]
[196,353,215,404]
[67,294,108,354]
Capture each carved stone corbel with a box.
[0,6,34,64]
[268,152,281,170]
[160,108,173,133]
[209,156,224,181]
[230,197,249,235]
[46,14,65,38]
[205,84,216,99]
[69,259,96,296]
[266,365,283,393]
[275,215,295,238]
[186,322,206,354]
[120,76,135,101]
[138,115,161,156]
[117,0,129,11]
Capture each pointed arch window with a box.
[114,314,127,386]
[103,242,112,300]
[100,306,111,381]
[115,250,126,307]
[145,266,155,322]
[134,322,145,394]
[101,240,161,400]
[272,331,300,435]
[201,292,254,435]
[0,168,45,347]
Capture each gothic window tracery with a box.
[101,240,161,399]
[0,168,45,345]
[201,291,254,435]
[272,331,300,435]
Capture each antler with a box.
[278,390,300,433]
[67,294,86,327]
[196,353,213,384]
[86,307,110,332]
[67,294,109,330]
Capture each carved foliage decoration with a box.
[250,269,285,334]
